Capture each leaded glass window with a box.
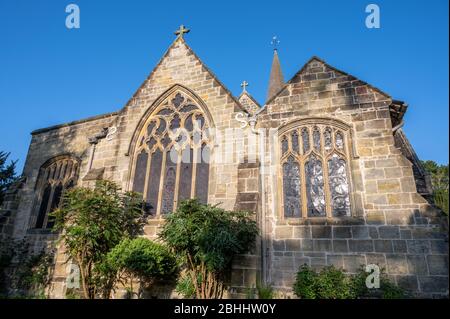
[280,123,352,218]
[305,155,326,216]
[282,156,301,217]
[132,91,211,217]
[328,154,351,216]
[34,156,79,229]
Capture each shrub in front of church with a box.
[294,265,356,299]
[52,180,147,299]
[350,267,405,299]
[293,265,405,299]
[159,199,258,299]
[104,237,178,298]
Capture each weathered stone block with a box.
[419,276,449,293]
[343,255,366,273]
[396,275,418,291]
[326,255,344,268]
[349,239,374,252]
[430,240,448,254]
[301,239,313,251]
[275,226,293,239]
[332,226,352,239]
[273,240,285,251]
[366,253,386,268]
[311,226,332,238]
[285,239,301,252]
[406,255,428,275]
[407,240,430,254]
[352,226,369,239]
[378,226,400,239]
[374,240,393,253]
[313,240,332,251]
[427,255,449,276]
[392,240,408,253]
[332,240,348,253]
[293,226,311,239]
[386,255,408,275]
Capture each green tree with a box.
[105,238,177,298]
[0,151,17,206]
[422,160,449,214]
[421,160,449,191]
[52,180,147,299]
[159,199,258,299]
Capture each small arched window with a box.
[131,90,211,217]
[34,156,79,229]
[280,121,352,218]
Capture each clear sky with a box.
[0,0,448,172]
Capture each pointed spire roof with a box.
[266,49,285,102]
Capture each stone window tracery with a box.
[280,122,352,218]
[34,156,79,229]
[131,91,211,217]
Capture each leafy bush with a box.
[15,251,54,298]
[106,237,177,288]
[159,199,258,299]
[175,272,197,299]
[293,265,405,299]
[294,265,355,299]
[257,284,275,299]
[352,267,406,299]
[53,180,147,299]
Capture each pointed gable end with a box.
[122,36,247,114]
[239,92,261,115]
[265,56,392,113]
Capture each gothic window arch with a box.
[34,156,80,229]
[131,90,211,217]
[279,120,353,218]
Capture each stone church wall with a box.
[3,40,448,298]
[258,58,448,297]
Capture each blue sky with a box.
[0,0,448,172]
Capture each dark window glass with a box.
[302,128,310,154]
[46,183,63,229]
[132,151,148,195]
[178,147,193,203]
[146,149,163,215]
[36,183,52,229]
[283,156,301,218]
[305,155,326,217]
[291,131,299,154]
[195,144,209,204]
[161,150,178,214]
[281,136,288,155]
[328,154,351,216]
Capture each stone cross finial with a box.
[241,80,249,93]
[175,25,190,38]
[271,36,280,50]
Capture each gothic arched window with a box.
[131,91,211,217]
[34,156,79,229]
[280,121,352,218]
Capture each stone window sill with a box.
[281,216,365,226]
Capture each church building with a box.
[1,26,448,298]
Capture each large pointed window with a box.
[34,156,79,229]
[280,121,352,218]
[131,91,211,217]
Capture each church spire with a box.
[266,36,284,102]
